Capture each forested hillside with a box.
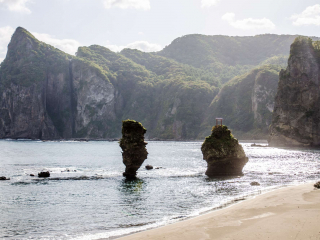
[0,27,313,140]
[201,65,281,139]
[158,34,319,84]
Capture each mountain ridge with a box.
[1,27,318,140]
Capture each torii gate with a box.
[216,118,223,126]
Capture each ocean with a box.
[0,140,319,239]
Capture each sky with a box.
[1,0,320,62]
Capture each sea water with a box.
[0,140,319,240]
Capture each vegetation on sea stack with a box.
[202,125,245,159]
[201,125,248,177]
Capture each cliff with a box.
[201,65,280,139]
[269,37,320,147]
[1,27,317,140]
[0,27,219,140]
[0,27,118,139]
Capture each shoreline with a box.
[0,138,268,143]
[113,182,320,240]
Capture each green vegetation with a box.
[201,125,244,160]
[1,27,311,140]
[158,34,314,84]
[0,27,72,89]
[201,65,281,139]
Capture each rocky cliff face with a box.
[71,59,117,138]
[201,65,280,139]
[1,27,316,140]
[0,27,71,139]
[0,27,218,140]
[0,27,119,139]
[269,37,320,147]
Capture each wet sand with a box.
[116,183,320,240]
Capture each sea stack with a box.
[201,125,248,177]
[269,37,320,147]
[119,120,148,179]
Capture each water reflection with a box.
[117,178,148,225]
[204,175,242,182]
[120,178,146,194]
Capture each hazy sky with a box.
[1,0,320,62]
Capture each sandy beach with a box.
[117,183,320,240]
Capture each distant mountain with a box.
[0,27,318,140]
[158,34,319,84]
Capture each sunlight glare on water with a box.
[0,140,319,239]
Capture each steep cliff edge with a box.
[0,27,219,140]
[0,27,118,139]
[0,27,72,139]
[201,65,280,139]
[269,37,320,147]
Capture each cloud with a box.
[291,4,320,26]
[32,32,80,55]
[222,12,275,30]
[102,0,150,10]
[0,0,32,13]
[0,26,14,61]
[106,41,162,52]
[201,0,220,8]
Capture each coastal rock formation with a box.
[0,27,118,139]
[250,182,260,186]
[269,37,320,147]
[145,165,153,170]
[201,125,248,177]
[119,120,148,179]
[0,176,10,180]
[38,171,50,178]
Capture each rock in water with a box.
[269,37,320,147]
[250,181,260,186]
[145,165,153,170]
[38,171,50,178]
[201,125,248,177]
[119,120,148,179]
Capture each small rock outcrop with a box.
[250,181,260,186]
[201,125,248,177]
[314,181,320,189]
[0,176,10,180]
[119,120,148,179]
[269,37,320,147]
[38,171,50,178]
[145,165,153,170]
